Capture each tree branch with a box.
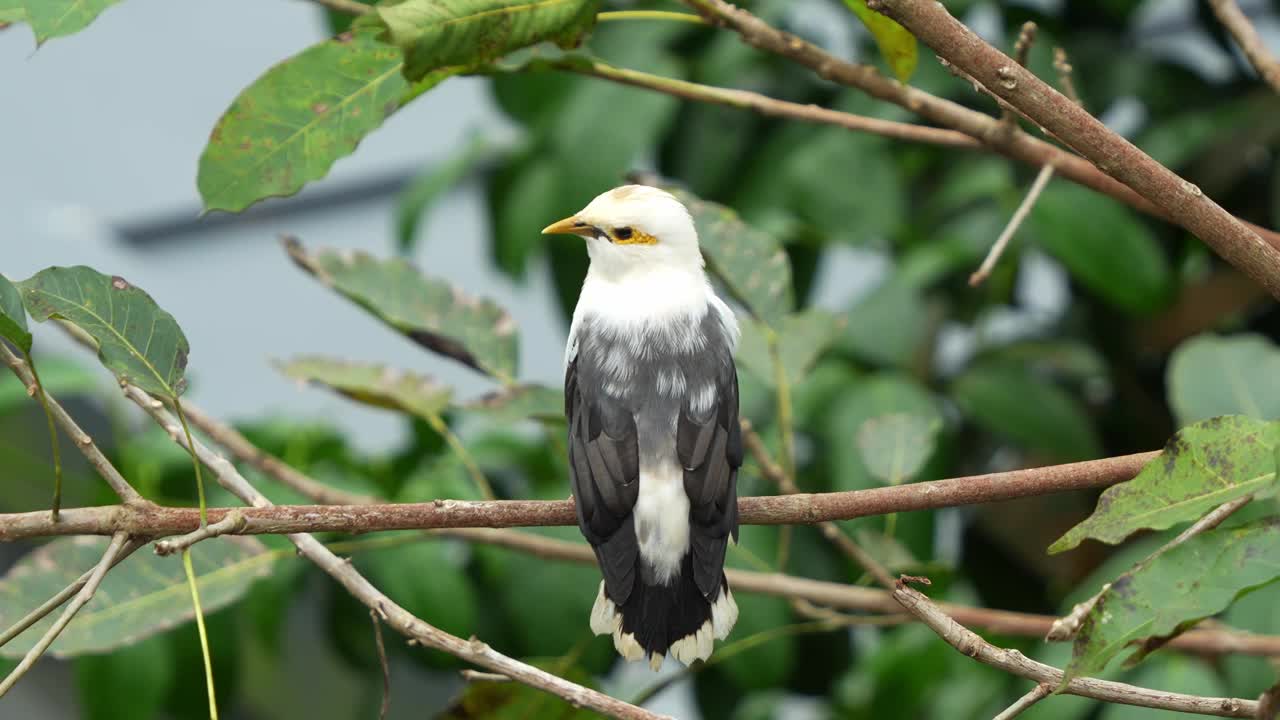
[970,161,1056,286]
[893,577,1259,718]
[994,683,1052,720]
[867,0,1280,300]
[1208,0,1280,95]
[0,344,145,505]
[118,385,666,720]
[0,450,1158,540]
[680,0,1280,261]
[0,532,130,697]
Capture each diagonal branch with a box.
[1208,0,1280,95]
[0,450,1158,540]
[680,0,1280,262]
[0,344,145,504]
[867,0,1280,300]
[893,577,1259,718]
[0,532,131,697]
[119,385,666,720]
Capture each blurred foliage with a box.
[3,0,1280,719]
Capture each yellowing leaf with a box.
[843,0,917,83]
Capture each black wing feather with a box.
[678,365,742,601]
[566,356,641,605]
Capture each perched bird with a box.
[542,185,742,671]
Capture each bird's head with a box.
[542,185,703,278]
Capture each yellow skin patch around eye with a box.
[611,228,658,245]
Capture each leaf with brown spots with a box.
[18,266,190,397]
[372,0,601,81]
[285,238,519,380]
[0,536,270,658]
[1050,416,1280,554]
[1065,517,1280,682]
[459,383,563,424]
[198,29,453,213]
[278,356,453,420]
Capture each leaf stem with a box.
[596,10,707,24]
[173,399,208,526]
[426,413,496,500]
[183,549,219,720]
[24,351,63,521]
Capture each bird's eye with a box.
[614,227,633,240]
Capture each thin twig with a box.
[1001,21,1038,125]
[0,344,145,504]
[994,683,1053,720]
[892,577,1259,718]
[0,539,142,649]
[179,402,379,505]
[681,0,1280,263]
[0,533,129,697]
[461,670,511,683]
[120,384,667,720]
[155,511,246,556]
[970,162,1056,286]
[183,548,219,720]
[1208,0,1280,95]
[1053,47,1084,109]
[865,0,1280,299]
[371,610,391,720]
[1047,495,1254,641]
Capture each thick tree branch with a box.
[0,451,1158,540]
[681,0,1280,261]
[0,532,130,697]
[120,385,665,720]
[867,0,1280,299]
[0,344,145,504]
[1208,0,1280,95]
[893,578,1259,718]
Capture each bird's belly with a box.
[633,461,690,587]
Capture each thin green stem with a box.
[426,413,495,500]
[596,10,707,24]
[183,549,219,720]
[24,352,62,520]
[173,399,207,525]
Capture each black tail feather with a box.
[618,553,721,658]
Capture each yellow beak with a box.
[541,215,595,237]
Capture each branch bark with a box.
[867,0,1280,300]
[893,578,1259,718]
[681,0,1280,261]
[1208,0,1280,95]
[0,450,1157,540]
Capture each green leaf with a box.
[22,0,119,42]
[1099,656,1225,720]
[1029,182,1171,314]
[1168,333,1280,426]
[736,309,844,388]
[722,525,794,689]
[840,278,931,369]
[198,30,425,213]
[373,0,601,81]
[1066,517,1280,681]
[951,361,1101,462]
[460,383,563,424]
[827,374,941,492]
[285,239,518,379]
[1050,416,1280,554]
[76,635,174,720]
[0,536,272,657]
[0,274,31,354]
[843,0,918,82]
[856,412,941,484]
[18,266,189,397]
[0,0,23,23]
[278,356,453,420]
[396,134,493,255]
[666,188,795,327]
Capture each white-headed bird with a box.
[542,185,742,671]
